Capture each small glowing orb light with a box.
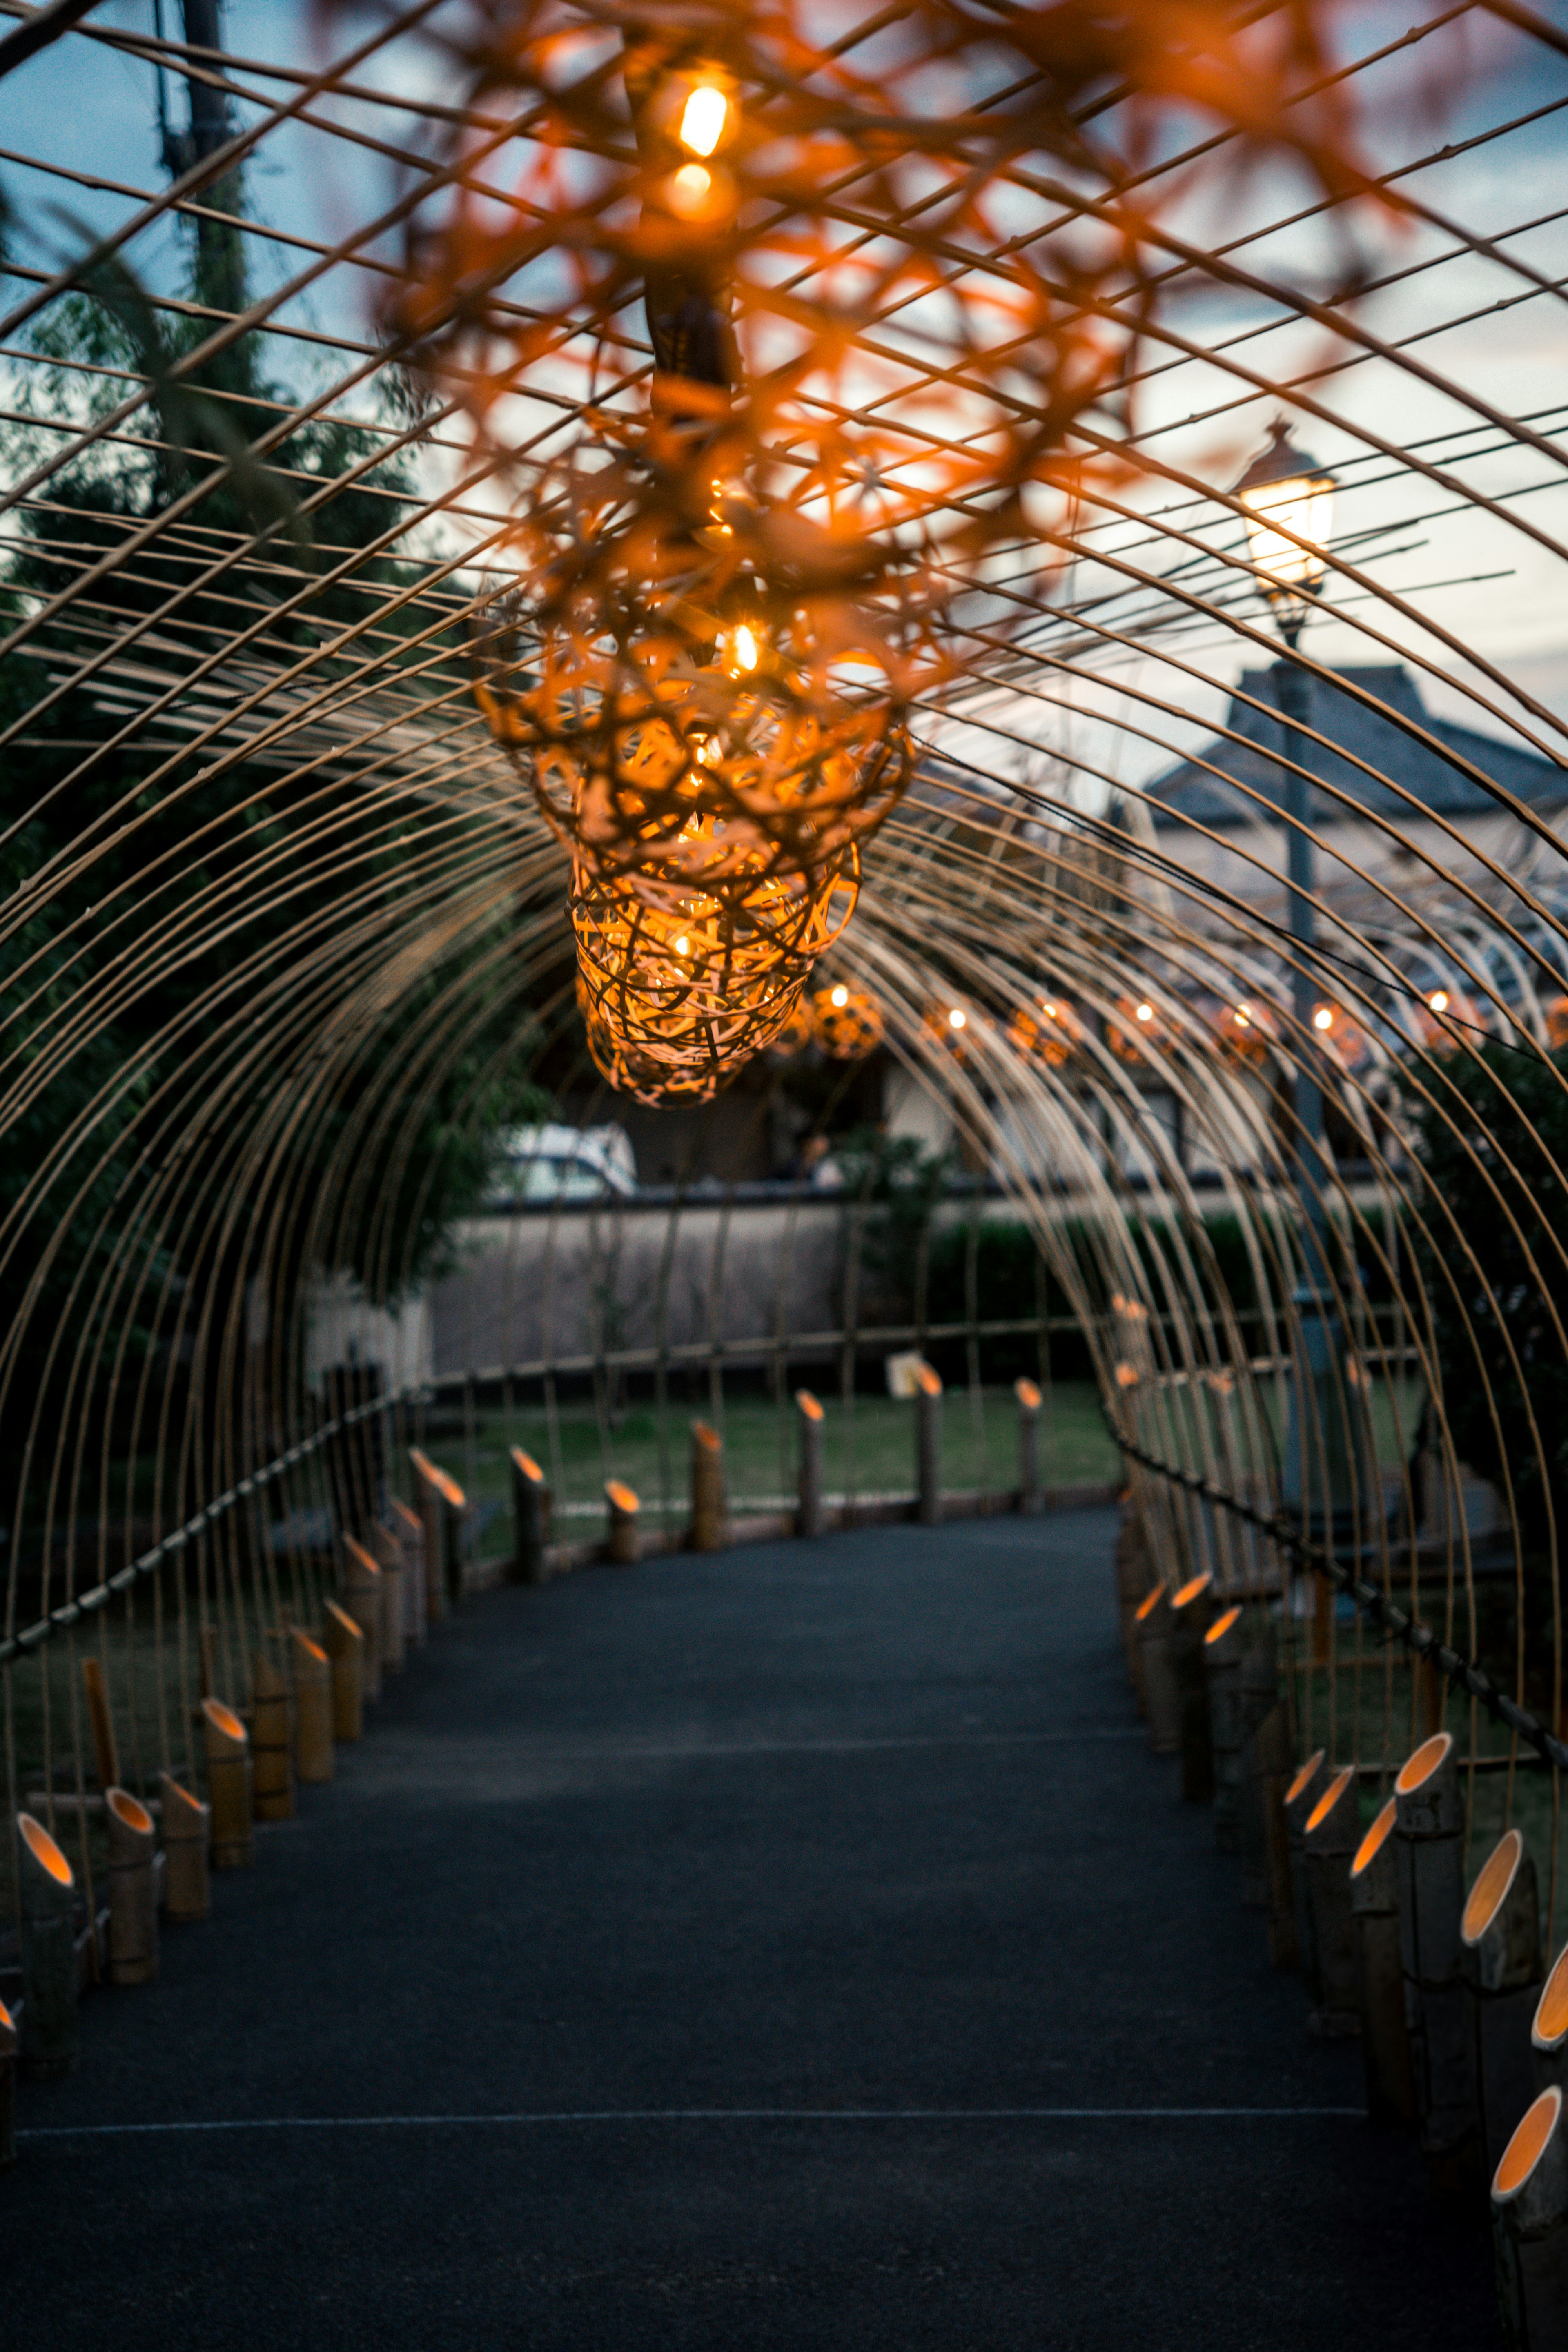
[811,983,884,1059]
[1313,1004,1335,1032]
[679,82,730,157]
[1429,989,1449,1013]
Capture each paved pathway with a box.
[4,1511,1495,2348]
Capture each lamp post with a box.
[1233,421,1367,1577]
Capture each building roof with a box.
[1147,664,1566,832]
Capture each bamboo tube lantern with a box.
[81,1655,118,1791]
[510,1447,551,1584]
[321,1600,365,1742]
[202,1699,254,1870]
[1203,1604,1244,1850]
[16,1812,78,2076]
[1464,1829,1545,2181]
[410,1448,466,1619]
[0,1996,15,2170]
[105,1787,158,1986]
[290,1628,334,1785]
[1114,1506,1154,1697]
[795,1390,825,1539]
[249,1650,296,1824]
[370,1522,407,1674]
[1492,2087,1568,2350]
[605,1479,641,1566]
[1014,1378,1043,1518]
[1303,1764,1361,2035]
[1351,1798,1417,2123]
[158,1773,210,1922]
[688,1421,727,1551]
[1534,1945,1568,2097]
[1237,1630,1281,1908]
[1135,1584,1180,1753]
[343,1536,384,1702]
[391,1497,427,1643]
[1285,1751,1327,1995]
[1170,1572,1215,1803]
[914,1360,942,1527]
[1395,1729,1476,2171]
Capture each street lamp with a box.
[1232,419,1366,1595]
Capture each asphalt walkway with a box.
[5,1510,1495,2348]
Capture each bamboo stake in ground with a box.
[291,1627,334,1784]
[605,1479,640,1566]
[370,1521,406,1672]
[202,1699,254,1870]
[1351,1798,1417,2123]
[105,1787,158,1985]
[16,1813,78,2076]
[321,1599,365,1742]
[158,1774,210,1921]
[689,1421,727,1551]
[1203,1604,1244,1851]
[1170,1572,1214,1803]
[1464,1829,1544,2181]
[1285,1751,1327,1995]
[795,1391,825,1539]
[1135,1584,1180,1753]
[0,1996,14,2169]
[1303,1764,1361,2036]
[249,1650,295,1823]
[81,1655,118,1790]
[914,1361,942,1526]
[391,1498,427,1642]
[510,1447,551,1583]
[1015,1378,1043,1516]
[410,1448,466,1618]
[1492,2087,1568,2350]
[1237,1629,1280,1907]
[1534,1947,1568,2098]
[342,1537,383,1702]
[1395,1730,1477,2185]
[1255,1698,1300,1968]
[1114,1502,1153,1698]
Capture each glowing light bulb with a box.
[949,1007,966,1031]
[725,622,760,675]
[1428,989,1449,1013]
[1135,1002,1154,1023]
[675,934,691,956]
[679,82,729,158]
[1313,1004,1334,1032]
[831,984,849,1008]
[1042,1001,1057,1019]
[1234,1003,1251,1027]
[668,162,713,216]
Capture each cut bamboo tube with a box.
[605,1479,640,1566]
[1255,1699,1300,1968]
[158,1773,210,1921]
[321,1599,365,1742]
[1464,1829,1545,2182]
[1014,1377,1043,1517]
[202,1699,254,1870]
[1492,2087,1568,2350]
[795,1391,825,1539]
[343,1536,383,1701]
[1303,1764,1361,2036]
[370,1521,406,1673]
[1203,1604,1244,1851]
[0,1995,14,2170]
[1352,1799,1417,2122]
[410,1448,466,1618]
[17,1813,78,2076]
[1533,1945,1568,2097]
[1395,1729,1477,2172]
[1115,1505,1152,1697]
[1285,1750,1327,1994]
[1170,1572,1214,1803]
[249,1650,295,1823]
[81,1655,118,1790]
[391,1497,427,1642]
[290,1627,334,1784]
[1237,1631,1280,1907]
[914,1361,942,1526]
[1135,1584,1180,1753]
[105,1787,158,1985]
[510,1447,550,1583]
[688,1421,727,1552]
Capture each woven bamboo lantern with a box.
[811,982,884,1060]
[1216,996,1279,1065]
[1109,994,1163,1064]
[1006,997,1081,1066]
[765,998,815,1060]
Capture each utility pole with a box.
[156,0,247,332]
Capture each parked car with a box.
[489,1123,637,1205]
